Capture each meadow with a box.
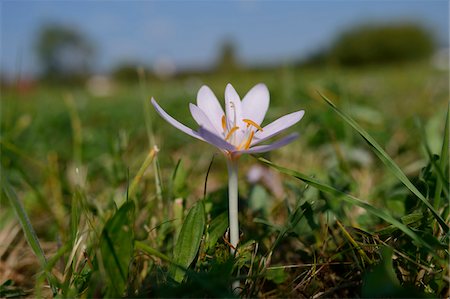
[1,61,448,298]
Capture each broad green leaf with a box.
[319,92,448,233]
[171,200,206,283]
[362,247,400,297]
[362,247,428,298]
[258,158,442,261]
[100,201,135,297]
[206,212,228,251]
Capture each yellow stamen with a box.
[221,115,227,131]
[243,119,263,131]
[225,126,239,141]
[243,130,255,150]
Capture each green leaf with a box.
[135,241,171,262]
[171,200,206,283]
[266,267,288,284]
[377,212,425,235]
[172,159,189,199]
[206,212,228,251]
[70,188,82,243]
[100,201,135,297]
[319,92,448,233]
[434,106,449,210]
[0,279,28,298]
[362,247,400,297]
[258,158,442,262]
[2,167,58,295]
[248,185,270,214]
[362,247,429,298]
[417,116,449,202]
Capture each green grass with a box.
[1,62,448,298]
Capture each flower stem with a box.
[226,159,239,255]
[227,159,240,292]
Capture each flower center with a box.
[221,103,263,150]
[225,126,240,141]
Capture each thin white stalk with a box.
[226,159,240,292]
[226,159,239,255]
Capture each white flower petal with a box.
[241,83,270,126]
[196,85,225,134]
[225,83,245,141]
[189,103,222,136]
[240,133,299,154]
[253,110,304,146]
[198,127,236,152]
[151,98,204,141]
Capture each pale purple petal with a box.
[225,83,245,141]
[240,133,299,154]
[151,98,204,141]
[196,85,225,134]
[252,110,304,146]
[189,103,222,136]
[198,127,236,152]
[241,83,270,126]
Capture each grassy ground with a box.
[1,62,448,298]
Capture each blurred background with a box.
[1,1,448,84]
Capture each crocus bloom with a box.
[151,83,304,161]
[151,83,304,289]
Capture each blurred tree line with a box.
[35,23,94,84]
[32,22,435,85]
[306,23,435,67]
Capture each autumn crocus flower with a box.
[151,83,304,262]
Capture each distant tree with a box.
[329,23,435,66]
[35,23,94,83]
[215,40,240,73]
[111,62,141,82]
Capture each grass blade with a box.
[258,157,443,262]
[100,201,135,297]
[1,167,58,295]
[318,92,449,233]
[417,119,449,200]
[129,145,159,197]
[135,241,171,262]
[434,105,449,210]
[336,220,373,265]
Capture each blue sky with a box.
[1,1,448,77]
